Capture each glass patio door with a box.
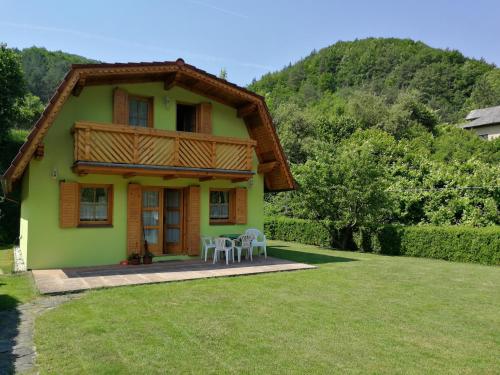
[164,189,184,254]
[142,187,163,255]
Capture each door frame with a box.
[163,187,185,254]
[141,186,164,256]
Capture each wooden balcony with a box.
[72,122,257,180]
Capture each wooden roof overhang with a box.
[1,59,295,193]
[73,161,254,182]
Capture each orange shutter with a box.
[197,102,212,134]
[234,188,247,224]
[60,182,79,228]
[113,88,129,124]
[127,183,142,255]
[184,186,200,255]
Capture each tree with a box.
[345,89,388,128]
[272,102,316,164]
[13,93,44,129]
[218,68,228,80]
[465,70,500,110]
[289,129,396,248]
[19,46,99,102]
[384,90,438,138]
[0,44,25,142]
[389,127,500,226]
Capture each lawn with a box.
[0,246,36,311]
[34,241,499,374]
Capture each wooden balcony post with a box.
[133,132,139,164]
[74,129,79,161]
[211,141,217,168]
[84,127,91,160]
[246,145,253,171]
[174,136,180,166]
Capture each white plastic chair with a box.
[213,237,234,265]
[201,236,216,262]
[234,234,253,263]
[245,228,267,259]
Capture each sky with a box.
[1,0,499,86]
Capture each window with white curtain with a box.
[210,190,230,221]
[79,185,112,225]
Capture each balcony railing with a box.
[73,122,257,173]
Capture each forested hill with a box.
[247,38,499,238]
[249,38,500,123]
[15,46,99,102]
[17,39,500,123]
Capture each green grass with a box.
[35,241,499,374]
[0,245,15,274]
[0,246,36,311]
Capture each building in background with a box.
[460,105,500,140]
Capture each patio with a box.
[32,256,316,294]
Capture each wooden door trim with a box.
[141,186,164,255]
[164,187,184,254]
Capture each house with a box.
[1,59,294,269]
[460,105,500,140]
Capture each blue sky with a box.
[1,0,498,86]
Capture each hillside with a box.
[15,46,100,102]
[15,39,500,123]
[247,38,499,238]
[249,38,500,123]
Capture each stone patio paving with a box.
[32,257,316,294]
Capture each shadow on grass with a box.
[268,246,357,264]
[0,293,21,374]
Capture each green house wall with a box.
[19,83,264,269]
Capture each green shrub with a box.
[378,225,500,265]
[264,217,331,247]
[265,217,500,265]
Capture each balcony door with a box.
[164,189,184,254]
[141,187,163,255]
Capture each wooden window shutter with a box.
[196,102,212,134]
[184,186,200,255]
[127,183,142,256]
[60,182,79,228]
[234,188,247,224]
[113,88,129,124]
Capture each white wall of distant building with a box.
[465,124,500,140]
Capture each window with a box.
[176,103,197,132]
[209,188,247,225]
[78,185,113,226]
[210,190,230,222]
[129,95,153,127]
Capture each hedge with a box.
[377,225,500,265]
[265,217,500,265]
[264,216,331,247]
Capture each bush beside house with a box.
[377,225,500,265]
[265,217,500,265]
[264,216,331,247]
